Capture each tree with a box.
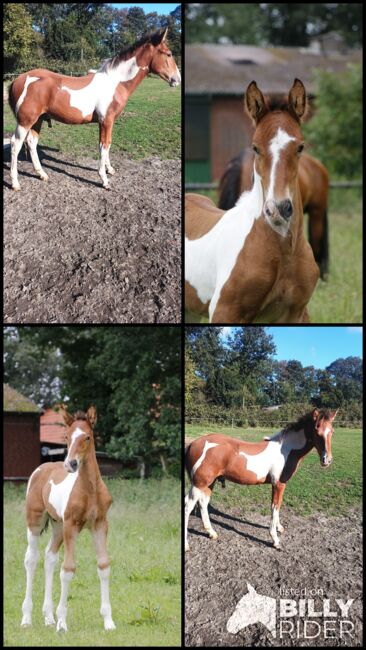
[227,327,276,406]
[4,3,35,69]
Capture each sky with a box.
[221,327,363,369]
[110,3,179,13]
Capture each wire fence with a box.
[185,180,362,191]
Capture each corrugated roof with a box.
[40,408,66,444]
[3,384,40,413]
[185,44,362,95]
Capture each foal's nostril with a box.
[70,460,78,471]
[279,199,293,221]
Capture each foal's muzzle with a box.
[321,454,333,468]
[64,459,78,473]
[264,199,293,225]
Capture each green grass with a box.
[4,477,181,647]
[185,425,362,516]
[185,189,362,323]
[4,76,181,160]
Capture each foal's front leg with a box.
[56,524,77,632]
[42,521,63,626]
[21,528,40,626]
[270,482,286,549]
[92,521,116,630]
[98,121,114,189]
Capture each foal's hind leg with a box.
[185,485,201,552]
[10,124,29,191]
[198,486,218,541]
[42,521,63,626]
[25,118,49,182]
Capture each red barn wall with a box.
[4,414,40,479]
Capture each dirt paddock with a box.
[185,505,362,646]
[4,147,181,323]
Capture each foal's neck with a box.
[79,442,102,490]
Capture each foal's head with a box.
[142,28,181,87]
[308,408,338,468]
[245,79,307,236]
[60,405,97,473]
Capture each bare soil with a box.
[4,147,181,323]
[185,505,362,646]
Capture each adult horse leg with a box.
[184,485,201,551]
[198,485,218,541]
[92,521,116,630]
[308,206,329,279]
[98,120,114,189]
[10,123,29,191]
[270,482,286,549]
[42,520,63,626]
[56,523,78,632]
[21,527,41,626]
[25,117,49,183]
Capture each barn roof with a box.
[3,384,40,413]
[185,44,362,95]
[40,408,66,444]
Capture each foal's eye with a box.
[85,436,90,441]
[297,144,304,154]
[252,145,260,155]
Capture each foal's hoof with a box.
[44,614,56,626]
[12,184,21,192]
[277,524,284,534]
[107,167,116,175]
[103,185,111,191]
[209,531,218,541]
[185,543,190,552]
[56,620,67,632]
[104,619,116,631]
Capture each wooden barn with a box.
[3,384,40,480]
[185,40,362,182]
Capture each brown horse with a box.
[185,408,337,551]
[185,79,319,324]
[21,405,115,632]
[8,29,180,190]
[218,149,329,278]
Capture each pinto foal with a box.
[21,405,115,632]
[9,28,180,190]
[185,79,319,323]
[185,408,337,551]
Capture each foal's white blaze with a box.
[15,76,40,114]
[191,441,219,478]
[185,169,264,321]
[48,472,79,519]
[61,57,141,119]
[266,128,296,201]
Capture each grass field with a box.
[4,477,181,647]
[4,76,181,160]
[184,188,362,323]
[185,425,362,516]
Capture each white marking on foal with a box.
[15,76,39,114]
[48,472,79,519]
[267,127,296,201]
[239,430,307,482]
[97,567,116,630]
[191,441,219,478]
[61,57,140,119]
[185,169,263,321]
[21,528,40,626]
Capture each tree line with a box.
[4,326,181,477]
[186,327,362,425]
[4,3,181,74]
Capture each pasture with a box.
[3,76,181,324]
[184,188,362,324]
[185,426,362,646]
[4,477,181,647]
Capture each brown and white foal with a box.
[185,408,337,551]
[21,405,115,632]
[185,79,319,323]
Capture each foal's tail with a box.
[7,81,16,117]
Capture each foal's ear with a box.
[87,405,97,428]
[312,408,319,421]
[59,404,75,427]
[330,409,338,421]
[245,81,269,125]
[288,78,307,122]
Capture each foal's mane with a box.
[283,409,332,438]
[100,30,166,72]
[73,410,87,421]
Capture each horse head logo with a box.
[227,583,276,637]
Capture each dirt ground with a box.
[4,147,181,323]
[185,504,362,647]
